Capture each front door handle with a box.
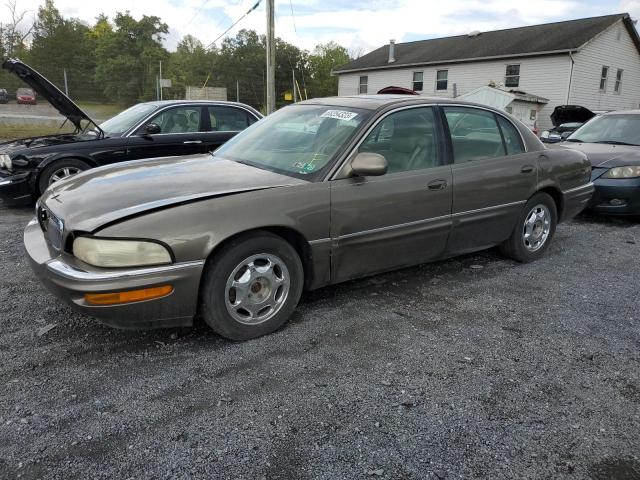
[427,179,448,190]
[521,165,534,173]
[183,140,202,144]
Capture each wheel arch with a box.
[202,226,315,290]
[536,185,564,220]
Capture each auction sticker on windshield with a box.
[320,110,358,121]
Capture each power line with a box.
[288,0,297,34]
[206,0,261,50]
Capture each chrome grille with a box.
[37,204,64,251]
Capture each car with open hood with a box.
[0,58,261,206]
[552,110,640,215]
[24,95,593,340]
[540,105,596,143]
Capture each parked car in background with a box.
[541,105,595,143]
[0,58,262,206]
[25,95,593,340]
[541,122,584,143]
[0,88,8,104]
[16,87,36,105]
[553,110,640,215]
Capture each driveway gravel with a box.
[0,204,638,479]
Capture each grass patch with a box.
[76,102,123,120]
[0,123,76,141]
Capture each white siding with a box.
[569,20,640,112]
[337,55,571,131]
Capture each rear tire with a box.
[38,158,90,194]
[500,192,557,263]
[200,232,304,341]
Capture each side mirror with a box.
[350,152,388,177]
[143,123,161,135]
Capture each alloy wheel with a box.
[522,204,551,252]
[224,253,291,325]
[48,166,82,185]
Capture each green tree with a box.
[213,29,310,111]
[27,0,98,100]
[94,13,168,104]
[307,42,351,98]
[165,35,217,99]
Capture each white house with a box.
[333,14,640,131]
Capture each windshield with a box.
[213,104,372,179]
[99,104,158,136]
[568,114,640,145]
[17,88,34,96]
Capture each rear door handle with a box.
[521,165,534,173]
[183,140,202,144]
[427,179,448,190]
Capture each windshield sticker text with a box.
[320,110,358,121]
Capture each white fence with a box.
[185,86,227,101]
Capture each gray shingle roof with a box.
[334,13,639,74]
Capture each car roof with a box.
[140,100,254,108]
[297,94,509,113]
[601,109,640,115]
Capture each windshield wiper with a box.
[595,140,639,146]
[565,138,584,143]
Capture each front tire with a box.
[200,232,304,341]
[38,158,90,194]
[500,192,557,263]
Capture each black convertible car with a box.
[0,59,262,206]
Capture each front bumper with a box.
[24,219,205,329]
[588,175,640,215]
[0,170,34,206]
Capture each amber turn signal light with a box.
[84,285,174,306]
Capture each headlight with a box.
[0,154,11,170]
[73,237,173,268]
[540,131,550,138]
[601,166,640,179]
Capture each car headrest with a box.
[391,126,430,154]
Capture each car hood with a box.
[1,58,98,132]
[40,154,306,233]
[552,142,640,167]
[0,133,90,155]
[550,105,595,127]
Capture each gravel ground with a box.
[0,204,639,480]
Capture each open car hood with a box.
[1,58,100,134]
[550,105,595,127]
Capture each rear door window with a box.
[497,115,525,155]
[208,106,257,132]
[444,107,506,163]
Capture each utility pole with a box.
[265,0,275,114]
[236,79,239,102]
[159,60,163,101]
[292,69,296,102]
[63,69,69,97]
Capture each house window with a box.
[614,69,623,94]
[599,66,609,92]
[436,70,448,91]
[530,109,537,121]
[505,106,513,114]
[359,76,368,94]
[412,71,424,91]
[505,64,520,87]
